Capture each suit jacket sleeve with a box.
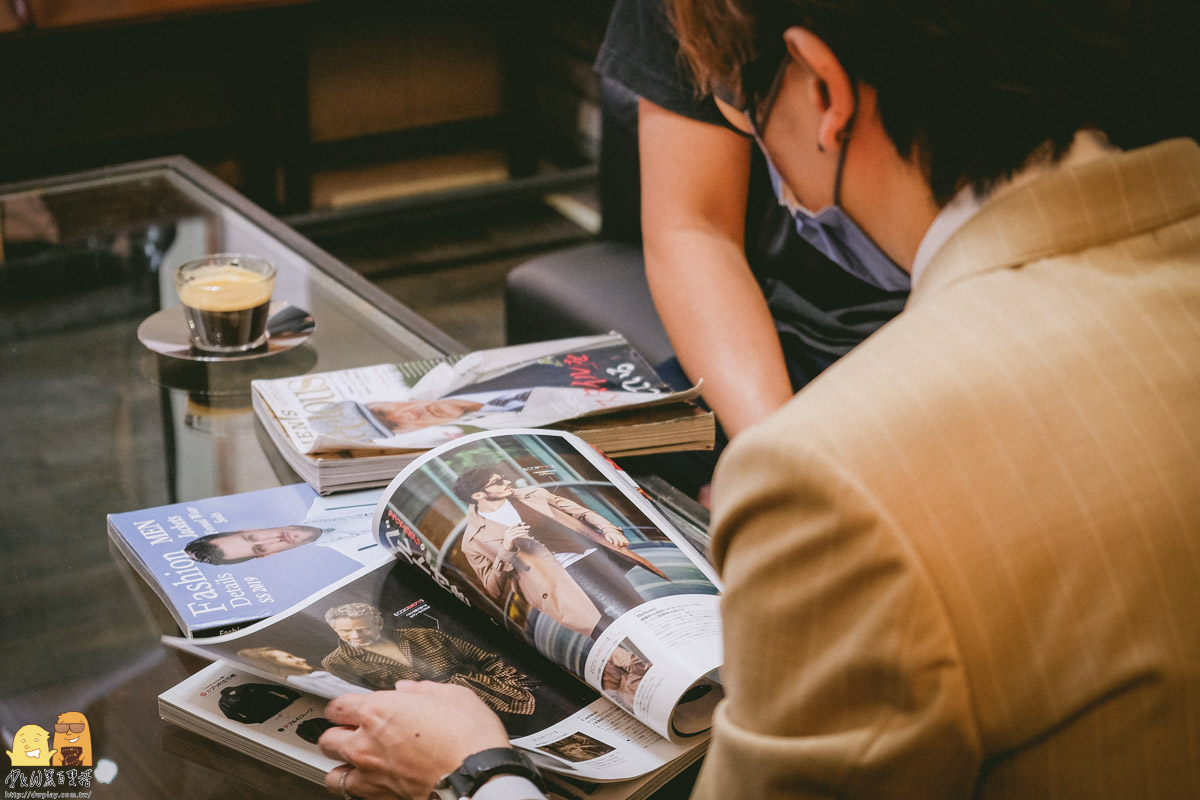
[321,650,356,685]
[533,488,622,538]
[462,520,513,599]
[528,487,669,580]
[437,630,524,684]
[695,434,983,800]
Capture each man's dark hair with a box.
[184,532,251,566]
[453,466,502,505]
[672,0,1199,204]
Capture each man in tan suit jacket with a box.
[453,468,667,639]
[665,1,1200,798]
[312,1,1200,797]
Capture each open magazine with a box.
[251,333,714,493]
[162,429,723,790]
[159,664,692,800]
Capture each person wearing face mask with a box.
[743,68,910,294]
[314,0,1200,797]
[592,0,908,505]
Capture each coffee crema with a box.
[177,265,274,311]
[177,263,275,352]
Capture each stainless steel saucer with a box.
[137,302,315,362]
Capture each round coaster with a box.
[137,302,315,362]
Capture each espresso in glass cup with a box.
[174,254,276,353]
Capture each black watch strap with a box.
[432,747,545,799]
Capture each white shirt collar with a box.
[910,185,980,287]
[910,130,1118,288]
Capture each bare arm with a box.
[639,98,794,439]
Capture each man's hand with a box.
[603,529,629,548]
[320,681,510,800]
[502,522,533,551]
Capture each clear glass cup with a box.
[173,254,276,353]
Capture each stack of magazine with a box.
[250,333,715,493]
[123,429,723,798]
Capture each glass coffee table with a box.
[0,157,464,798]
[0,157,707,799]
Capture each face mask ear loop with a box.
[832,85,860,207]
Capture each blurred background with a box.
[0,0,614,349]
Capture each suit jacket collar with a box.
[912,138,1200,305]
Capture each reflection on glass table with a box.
[0,157,459,799]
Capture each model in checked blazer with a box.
[320,602,535,716]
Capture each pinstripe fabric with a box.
[321,627,537,715]
[696,139,1200,799]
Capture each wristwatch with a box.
[430,748,545,800]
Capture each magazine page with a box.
[164,560,699,782]
[158,660,343,784]
[252,333,700,455]
[373,429,725,743]
[107,485,388,635]
[161,663,701,798]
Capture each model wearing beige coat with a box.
[461,486,666,637]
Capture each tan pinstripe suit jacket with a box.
[697,139,1200,799]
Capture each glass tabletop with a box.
[0,158,461,798]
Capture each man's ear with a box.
[783,27,856,152]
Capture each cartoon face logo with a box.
[51,712,92,767]
[7,724,56,766]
